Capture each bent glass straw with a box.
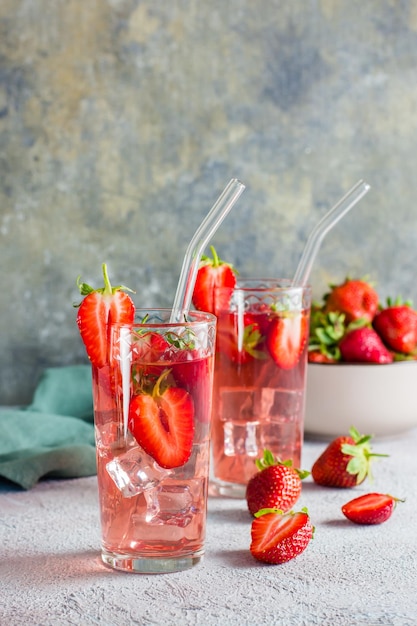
[170,178,246,323]
[292,179,371,286]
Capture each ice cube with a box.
[144,483,200,527]
[106,447,173,498]
[223,420,259,457]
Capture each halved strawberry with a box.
[128,370,195,469]
[341,492,403,525]
[266,312,309,370]
[76,263,135,368]
[192,246,237,315]
[250,508,314,564]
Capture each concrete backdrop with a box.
[1,0,417,404]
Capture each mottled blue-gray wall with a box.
[2,0,417,404]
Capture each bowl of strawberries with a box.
[305,277,417,438]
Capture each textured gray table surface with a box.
[1,432,416,626]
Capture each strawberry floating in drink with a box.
[250,507,314,564]
[76,263,135,368]
[128,369,195,469]
[266,311,310,370]
[341,492,404,525]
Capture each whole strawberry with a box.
[250,507,314,564]
[311,426,388,488]
[324,278,379,324]
[372,299,417,355]
[192,246,237,315]
[341,492,404,525]
[246,450,309,516]
[339,327,393,363]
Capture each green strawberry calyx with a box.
[199,245,237,272]
[76,262,134,303]
[341,426,389,484]
[255,449,310,480]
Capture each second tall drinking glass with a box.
[210,279,312,498]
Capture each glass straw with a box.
[170,178,246,322]
[292,179,371,286]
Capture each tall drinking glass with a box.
[92,309,216,573]
[210,279,312,498]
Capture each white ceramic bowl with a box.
[305,361,417,439]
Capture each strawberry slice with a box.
[76,263,135,369]
[341,492,403,525]
[128,370,195,469]
[250,508,314,564]
[266,312,309,370]
[192,246,237,315]
[217,312,266,364]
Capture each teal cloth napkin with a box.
[0,365,96,489]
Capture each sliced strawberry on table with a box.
[250,508,314,564]
[246,450,309,516]
[372,299,417,355]
[266,312,309,370]
[76,263,135,369]
[341,492,404,525]
[324,277,379,323]
[192,245,237,315]
[339,327,393,363]
[311,426,388,488]
[128,370,195,469]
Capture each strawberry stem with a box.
[102,263,113,296]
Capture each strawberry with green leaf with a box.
[372,297,417,355]
[323,277,379,324]
[250,507,314,564]
[339,327,393,364]
[76,263,135,368]
[246,450,309,516]
[311,426,388,488]
[128,369,195,469]
[192,246,237,315]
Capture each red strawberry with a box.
[341,493,403,525]
[339,327,393,363]
[246,450,309,516]
[76,263,135,368]
[192,246,237,315]
[324,278,379,323]
[311,426,388,488]
[372,302,417,354]
[266,312,309,370]
[250,508,314,564]
[217,312,266,364]
[128,370,195,469]
[308,350,338,364]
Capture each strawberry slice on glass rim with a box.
[76,263,135,369]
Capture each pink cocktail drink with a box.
[93,309,216,573]
[210,280,312,498]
